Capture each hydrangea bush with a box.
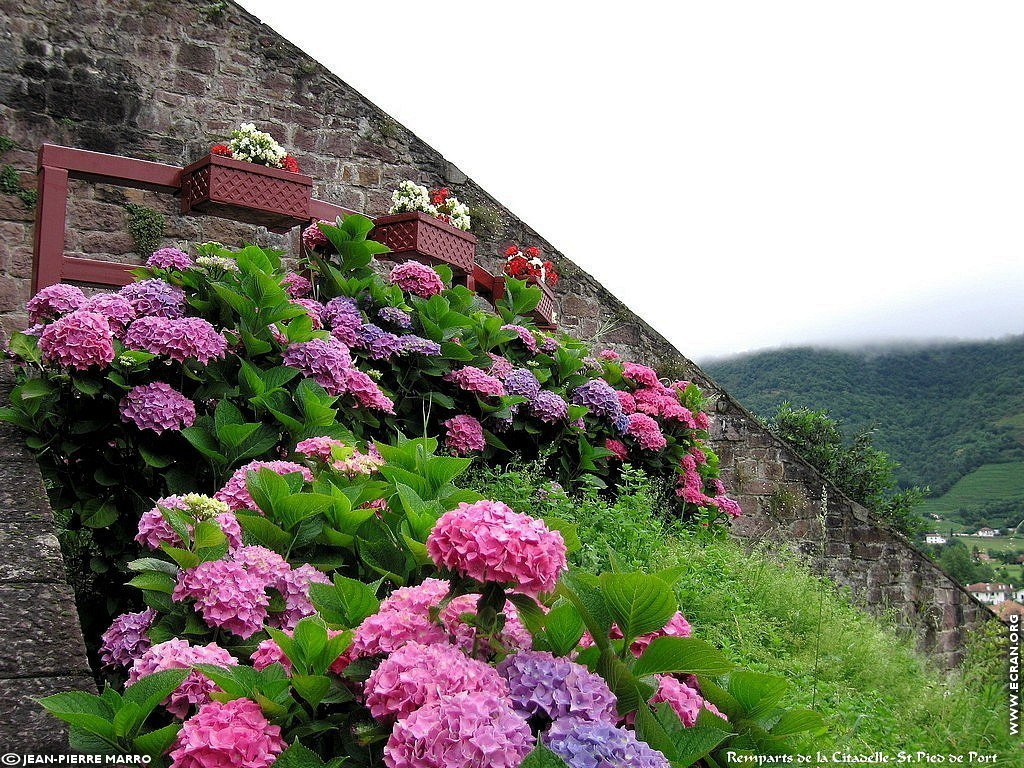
[42,442,823,766]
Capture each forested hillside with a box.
[704,336,1024,528]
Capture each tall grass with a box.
[466,461,1021,758]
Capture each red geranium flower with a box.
[505,245,520,257]
[282,154,300,173]
[525,246,541,259]
[211,144,232,157]
[430,187,450,206]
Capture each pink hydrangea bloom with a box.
[290,298,325,329]
[630,611,693,656]
[487,353,515,379]
[123,316,227,364]
[215,460,313,512]
[100,608,156,669]
[617,390,637,414]
[275,562,331,629]
[365,641,508,722]
[281,336,352,395]
[350,607,448,657]
[128,639,238,719]
[443,415,485,455]
[147,248,193,270]
[623,362,661,388]
[439,593,533,655]
[282,271,311,298]
[135,495,242,551]
[80,292,137,337]
[388,260,445,298]
[120,278,186,319]
[712,496,742,518]
[500,324,538,353]
[427,500,567,596]
[650,674,704,726]
[598,348,620,361]
[605,438,629,461]
[444,366,505,398]
[343,368,396,413]
[251,637,291,672]
[119,382,196,434]
[301,220,331,251]
[384,691,532,768]
[694,410,710,430]
[627,412,667,451]
[173,560,271,638]
[381,578,451,614]
[38,310,115,370]
[26,284,86,324]
[168,697,285,768]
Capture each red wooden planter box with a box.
[492,274,558,329]
[372,211,477,275]
[180,154,312,233]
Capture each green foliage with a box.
[934,539,996,584]
[919,461,1024,530]
[769,403,926,536]
[0,163,37,207]
[704,340,1024,508]
[125,203,165,255]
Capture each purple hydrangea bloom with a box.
[353,322,386,348]
[399,335,442,356]
[540,336,560,354]
[377,306,413,329]
[501,324,538,353]
[282,337,352,396]
[502,368,541,400]
[120,279,186,319]
[497,650,617,725]
[80,293,137,337]
[123,316,227,364]
[100,608,157,669]
[119,382,196,434]
[571,379,624,421]
[530,390,569,424]
[147,248,193,270]
[323,296,362,329]
[544,718,671,768]
[614,413,631,434]
[367,330,405,361]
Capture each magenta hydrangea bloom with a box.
[571,379,623,421]
[173,560,271,638]
[388,260,445,298]
[365,641,508,722]
[128,639,238,719]
[120,278,186,318]
[498,650,616,725]
[445,366,506,398]
[281,336,352,395]
[215,460,313,512]
[712,496,743,518]
[168,697,285,768]
[598,348,621,361]
[487,353,515,379]
[384,691,532,768]
[80,292,137,337]
[26,284,86,324]
[443,415,485,455]
[282,271,312,298]
[99,608,156,669]
[500,324,538,353]
[38,310,115,370]
[650,674,704,727]
[427,500,567,596]
[618,390,637,414]
[626,412,667,451]
[119,382,196,434]
[629,611,693,656]
[123,316,227,364]
[544,717,670,768]
[290,298,325,329]
[439,594,533,655]
[529,390,568,424]
[147,247,193,271]
[605,438,629,461]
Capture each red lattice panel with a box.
[181,154,312,233]
[372,211,476,274]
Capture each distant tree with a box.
[937,540,994,584]
[769,402,927,537]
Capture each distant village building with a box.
[995,600,1024,622]
[975,551,994,563]
[967,582,1024,604]
[976,527,999,538]
[925,533,947,545]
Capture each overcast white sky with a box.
[239,0,1024,361]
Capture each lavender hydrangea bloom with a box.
[497,650,617,725]
[530,390,569,424]
[377,306,413,329]
[571,379,624,421]
[544,718,671,768]
[367,330,406,361]
[120,279,186,319]
[399,335,442,356]
[353,322,386,349]
[323,296,361,329]
[147,247,193,270]
[502,368,541,400]
[100,608,157,669]
[614,413,631,434]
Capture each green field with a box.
[918,461,1024,521]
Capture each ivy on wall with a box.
[124,203,165,255]
[0,137,37,209]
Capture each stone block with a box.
[0,674,94,752]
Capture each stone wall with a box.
[0,1,991,725]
